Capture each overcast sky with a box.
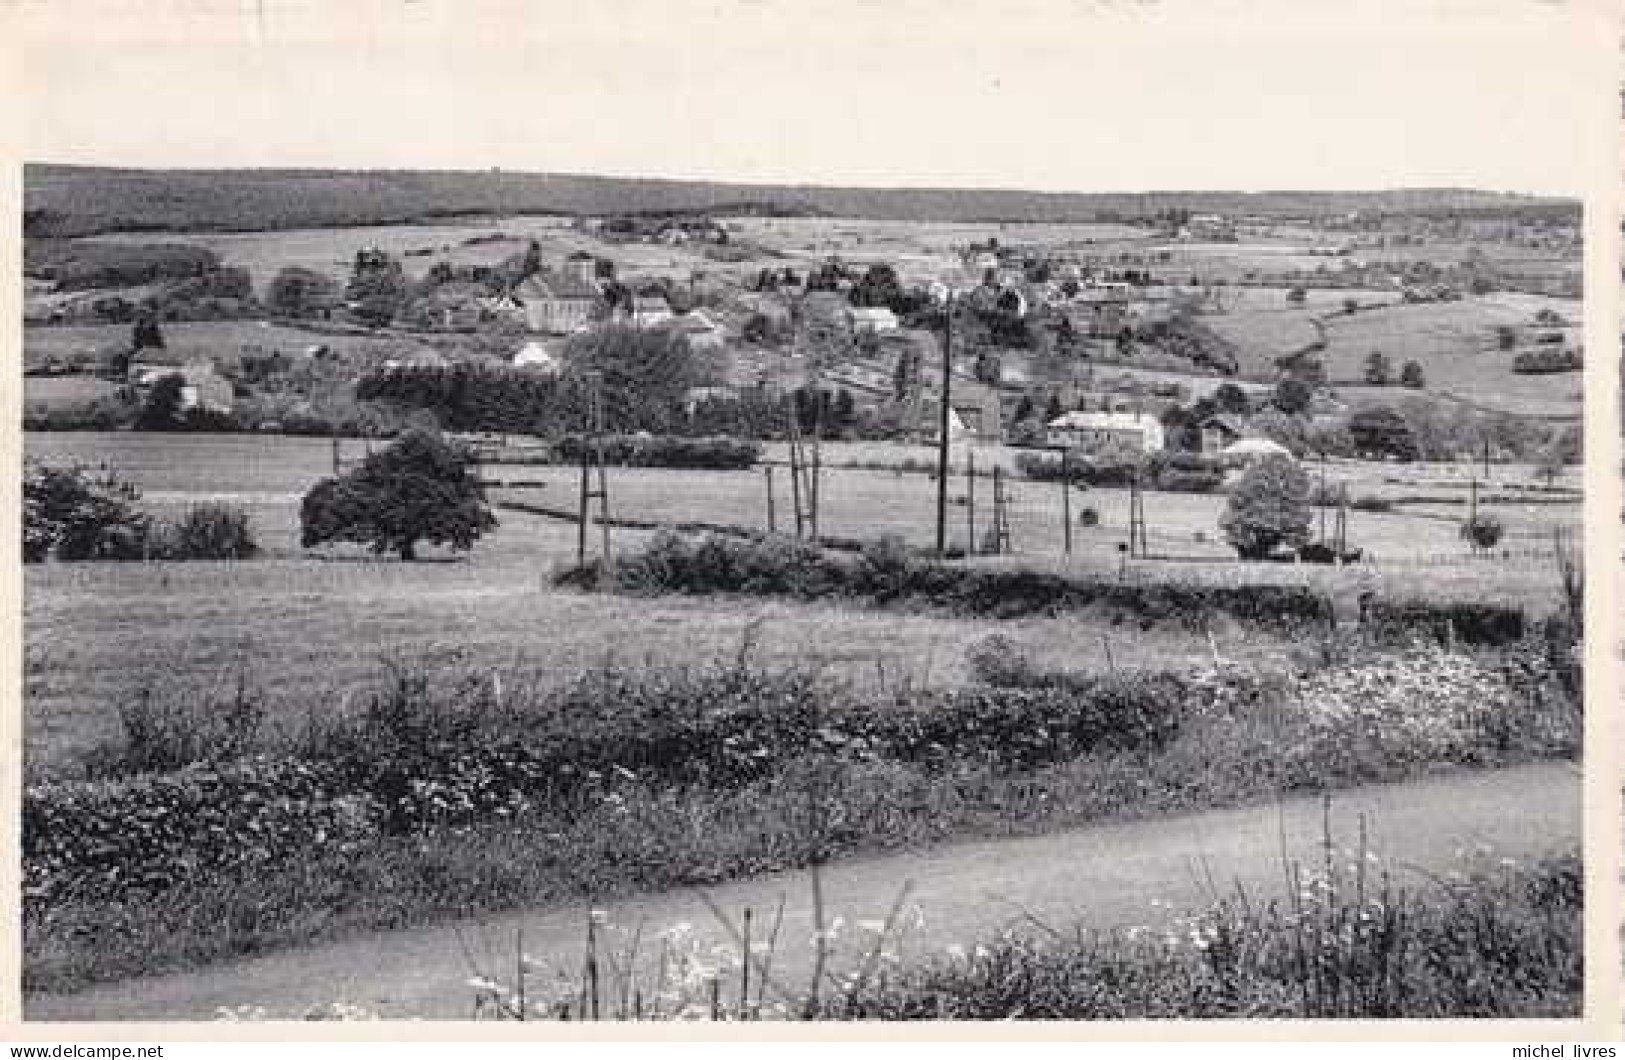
[16,0,1615,196]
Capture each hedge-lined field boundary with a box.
[558,530,1529,644]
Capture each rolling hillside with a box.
[24,164,1575,236]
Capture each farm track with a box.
[25,761,1579,1021]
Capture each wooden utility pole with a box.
[1061,475,1072,556]
[331,431,341,476]
[990,465,1011,555]
[809,399,822,542]
[576,370,612,572]
[935,293,954,557]
[787,416,805,540]
[1334,483,1348,558]
[965,450,976,557]
[1128,473,1148,559]
[764,464,777,534]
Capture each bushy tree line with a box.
[24,463,258,562]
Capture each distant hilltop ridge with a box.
[23,162,1576,237]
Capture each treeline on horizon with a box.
[22,163,1579,237]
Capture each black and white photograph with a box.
[7,0,1614,1031]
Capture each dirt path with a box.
[27,761,1579,1021]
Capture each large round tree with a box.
[1220,454,1311,560]
[300,430,496,561]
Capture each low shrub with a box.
[1460,513,1505,551]
[150,504,260,560]
[1365,598,1525,648]
[86,672,267,778]
[1512,349,1582,375]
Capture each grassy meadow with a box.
[24,431,1579,783]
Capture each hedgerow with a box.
[555,433,760,470]
[565,530,1530,646]
[23,664,1193,906]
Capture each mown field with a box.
[24,431,1580,782]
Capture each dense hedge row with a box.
[555,433,760,470]
[23,664,1194,905]
[562,530,1530,645]
[567,530,1334,631]
[1016,449,1225,494]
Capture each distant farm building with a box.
[848,306,900,335]
[511,341,563,375]
[671,309,726,352]
[516,273,600,335]
[630,293,674,328]
[129,357,234,413]
[1045,410,1165,454]
[1218,437,1293,468]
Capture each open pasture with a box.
[23,431,1578,781]
[1317,298,1583,417]
[24,498,1281,782]
[23,320,439,374]
[82,217,721,292]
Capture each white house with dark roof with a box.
[1045,410,1165,454]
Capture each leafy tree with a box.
[1363,351,1391,386]
[566,324,701,432]
[1013,394,1035,423]
[23,462,150,562]
[346,250,408,328]
[1213,383,1250,415]
[1496,325,1518,351]
[1044,393,1064,423]
[1349,406,1420,462]
[1460,512,1504,552]
[1220,454,1311,560]
[132,313,165,351]
[268,267,340,318]
[1272,377,1313,415]
[1287,286,1308,306]
[1399,360,1425,389]
[1056,314,1079,349]
[832,388,857,430]
[135,374,187,431]
[849,263,903,309]
[300,430,496,561]
[974,351,1003,385]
